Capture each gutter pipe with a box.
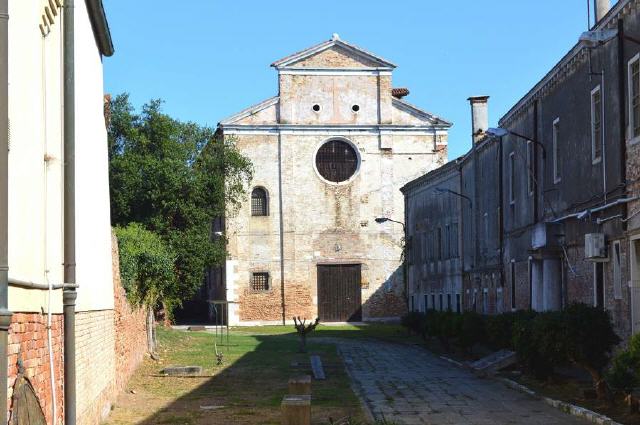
[63,0,77,424]
[550,196,638,223]
[0,0,11,423]
[8,277,78,291]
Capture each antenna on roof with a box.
[331,33,340,41]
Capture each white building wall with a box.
[74,0,114,312]
[7,0,113,313]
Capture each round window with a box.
[315,140,359,183]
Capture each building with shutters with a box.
[214,34,452,325]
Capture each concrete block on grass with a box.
[281,394,311,425]
[160,366,203,376]
[288,375,311,395]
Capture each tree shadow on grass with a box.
[130,329,366,425]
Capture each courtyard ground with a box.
[104,325,373,425]
[105,324,590,425]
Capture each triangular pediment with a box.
[219,97,279,125]
[392,98,452,127]
[271,36,396,69]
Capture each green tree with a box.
[108,94,253,319]
[114,223,175,350]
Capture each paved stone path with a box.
[336,339,589,425]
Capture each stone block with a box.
[288,375,311,395]
[161,366,203,376]
[281,395,311,425]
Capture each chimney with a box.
[468,96,489,143]
[595,0,611,23]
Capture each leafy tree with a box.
[108,94,253,318]
[114,223,175,350]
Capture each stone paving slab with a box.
[335,340,589,425]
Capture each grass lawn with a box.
[105,324,411,425]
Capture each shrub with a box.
[513,312,563,379]
[457,311,485,354]
[427,310,453,350]
[486,310,536,350]
[400,311,425,335]
[115,223,176,311]
[563,303,620,399]
[608,333,640,394]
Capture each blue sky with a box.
[103,0,595,159]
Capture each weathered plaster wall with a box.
[225,43,447,323]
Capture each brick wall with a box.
[4,232,148,425]
[239,281,313,322]
[112,232,147,392]
[564,244,631,339]
[75,232,148,425]
[365,291,406,318]
[7,313,64,424]
[76,310,116,425]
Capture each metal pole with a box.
[63,0,77,423]
[277,132,285,325]
[0,1,12,422]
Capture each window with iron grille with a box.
[591,85,602,162]
[315,140,358,183]
[630,55,640,139]
[251,188,268,216]
[250,272,269,291]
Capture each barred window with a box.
[251,188,268,216]
[251,272,269,291]
[631,57,640,138]
[315,140,358,183]
[591,86,602,162]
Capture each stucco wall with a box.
[7,0,65,314]
[7,0,113,314]
[74,0,114,312]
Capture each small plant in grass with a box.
[293,316,319,353]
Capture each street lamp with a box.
[434,187,473,208]
[486,127,546,159]
[374,217,405,229]
[375,216,409,310]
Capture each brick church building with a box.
[216,34,451,325]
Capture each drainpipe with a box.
[0,1,11,423]
[618,19,628,230]
[497,135,504,290]
[63,0,77,424]
[533,100,539,223]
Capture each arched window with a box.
[251,187,268,216]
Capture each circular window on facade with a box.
[315,139,359,183]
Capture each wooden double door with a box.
[317,264,362,322]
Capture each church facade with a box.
[218,35,451,325]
